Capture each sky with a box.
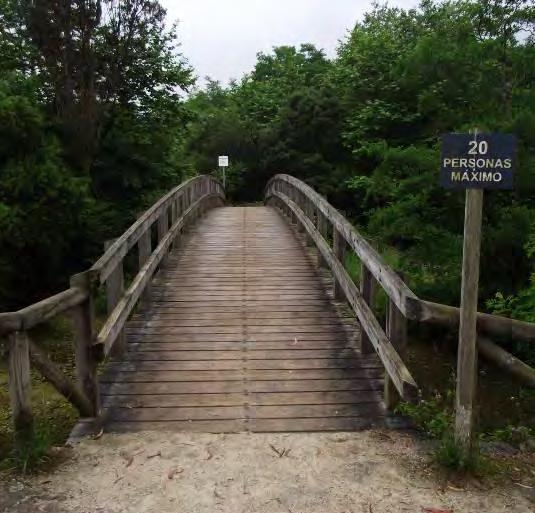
[161,0,419,87]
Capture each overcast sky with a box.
[161,0,419,87]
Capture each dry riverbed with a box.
[1,430,533,513]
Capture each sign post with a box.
[440,131,516,459]
[218,155,229,189]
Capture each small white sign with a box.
[218,155,229,167]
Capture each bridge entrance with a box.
[101,207,385,432]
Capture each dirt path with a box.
[1,430,532,513]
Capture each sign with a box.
[440,133,515,189]
[218,155,229,167]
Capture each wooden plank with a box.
[104,402,384,422]
[8,331,34,450]
[104,420,246,433]
[101,391,381,408]
[106,359,380,372]
[102,368,383,383]
[120,349,362,360]
[248,417,384,432]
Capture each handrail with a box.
[272,190,418,401]
[266,174,535,343]
[0,174,225,450]
[265,174,535,390]
[91,175,220,283]
[267,174,420,319]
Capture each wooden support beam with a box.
[138,214,152,306]
[29,338,93,416]
[333,228,346,300]
[8,331,34,452]
[317,210,329,268]
[360,264,377,355]
[104,239,125,356]
[384,293,408,410]
[70,271,100,417]
[158,210,169,267]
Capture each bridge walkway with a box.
[100,206,385,432]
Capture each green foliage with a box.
[181,1,535,332]
[0,1,193,310]
[397,393,454,439]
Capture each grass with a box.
[0,316,79,473]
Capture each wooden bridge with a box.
[1,175,534,445]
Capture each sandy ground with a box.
[1,430,533,513]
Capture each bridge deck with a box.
[100,206,386,432]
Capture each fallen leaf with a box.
[91,428,104,440]
[167,467,184,479]
[125,455,134,468]
[422,508,453,513]
[514,482,533,489]
[447,485,463,491]
[147,451,161,459]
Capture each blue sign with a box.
[440,133,516,189]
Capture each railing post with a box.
[137,214,152,305]
[317,210,329,268]
[360,264,377,354]
[333,228,347,300]
[158,208,169,267]
[8,331,34,452]
[70,271,100,417]
[304,200,314,246]
[384,286,408,410]
[104,239,125,356]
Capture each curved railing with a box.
[0,175,225,449]
[265,174,535,406]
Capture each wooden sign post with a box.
[218,155,229,189]
[440,131,516,459]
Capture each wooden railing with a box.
[265,174,535,407]
[0,175,225,450]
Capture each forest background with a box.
[0,0,534,365]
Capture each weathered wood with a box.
[97,206,388,434]
[137,214,152,305]
[0,287,88,336]
[91,175,223,283]
[70,271,100,417]
[104,239,125,356]
[271,192,418,401]
[477,336,535,387]
[455,189,483,457]
[158,210,170,267]
[29,338,93,416]
[360,264,377,355]
[416,299,535,343]
[97,194,222,356]
[317,210,329,268]
[333,228,347,300]
[384,292,408,410]
[267,174,419,318]
[8,331,34,451]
